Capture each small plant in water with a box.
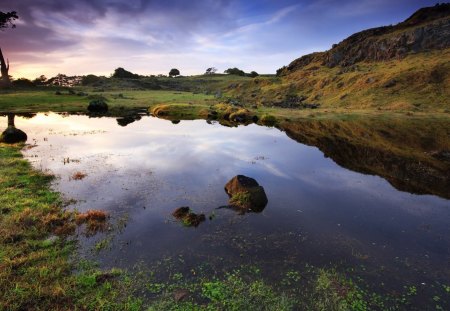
[71,171,87,180]
[75,210,109,235]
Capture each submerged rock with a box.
[172,207,205,227]
[224,175,268,212]
[0,127,27,143]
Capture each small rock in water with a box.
[172,207,205,227]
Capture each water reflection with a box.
[279,118,450,199]
[0,113,28,143]
[2,112,449,307]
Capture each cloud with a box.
[0,0,440,78]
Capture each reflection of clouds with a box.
[15,114,297,213]
[13,113,450,221]
[9,113,450,275]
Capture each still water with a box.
[4,113,450,304]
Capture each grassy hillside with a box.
[224,49,450,112]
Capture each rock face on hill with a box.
[285,3,450,73]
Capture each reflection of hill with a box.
[279,118,450,199]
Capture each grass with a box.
[229,191,252,209]
[225,48,450,113]
[133,262,402,311]
[0,89,214,115]
[0,143,141,310]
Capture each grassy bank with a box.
[0,89,215,115]
[0,143,143,310]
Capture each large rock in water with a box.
[224,175,268,212]
[0,127,27,143]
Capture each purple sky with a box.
[0,0,439,79]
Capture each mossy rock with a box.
[172,207,205,227]
[225,175,268,212]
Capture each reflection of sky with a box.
[4,113,450,284]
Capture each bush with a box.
[87,99,108,113]
[82,74,101,85]
[260,114,277,126]
[12,78,35,88]
[112,67,139,79]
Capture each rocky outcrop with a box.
[324,17,450,67]
[285,3,450,73]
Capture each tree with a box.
[112,67,139,79]
[248,71,259,78]
[205,67,217,75]
[0,11,18,87]
[82,74,101,85]
[33,75,48,86]
[169,68,180,77]
[224,67,245,76]
[12,78,35,88]
[0,11,18,29]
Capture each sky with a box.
[0,0,440,79]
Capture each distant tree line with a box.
[8,64,267,88]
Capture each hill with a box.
[223,3,450,112]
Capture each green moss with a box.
[229,191,252,209]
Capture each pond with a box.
[3,112,450,307]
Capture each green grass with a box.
[224,48,450,113]
[0,143,141,310]
[0,89,214,114]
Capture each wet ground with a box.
[3,112,449,308]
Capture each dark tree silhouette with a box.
[0,11,18,29]
[112,67,139,79]
[205,67,217,75]
[224,67,245,76]
[169,68,180,77]
[0,11,18,87]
